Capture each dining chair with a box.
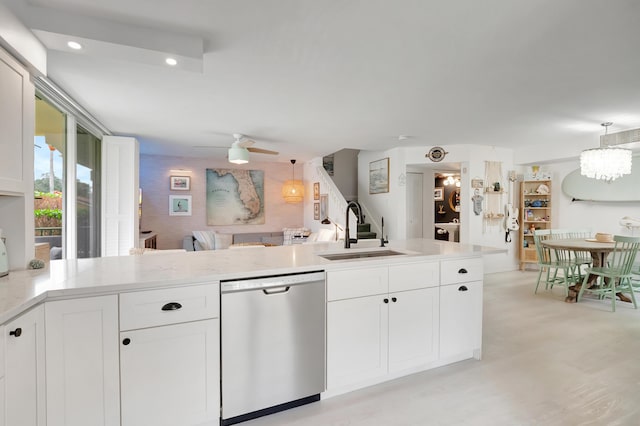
[577,235,640,312]
[567,228,593,278]
[533,230,576,296]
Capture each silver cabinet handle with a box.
[263,286,290,295]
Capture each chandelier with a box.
[580,122,632,182]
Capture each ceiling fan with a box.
[195,133,278,164]
[229,133,278,164]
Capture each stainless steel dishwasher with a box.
[221,270,326,425]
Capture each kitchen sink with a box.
[318,250,406,261]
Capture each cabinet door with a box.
[0,48,31,195]
[326,295,389,390]
[440,280,483,359]
[388,287,439,372]
[45,295,120,426]
[120,319,219,426]
[5,305,46,426]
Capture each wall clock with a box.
[427,147,447,162]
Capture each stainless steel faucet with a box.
[344,201,361,248]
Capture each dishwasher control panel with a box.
[221,270,325,293]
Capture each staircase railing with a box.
[315,166,355,233]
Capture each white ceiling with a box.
[6,0,640,164]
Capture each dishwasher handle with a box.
[262,286,290,295]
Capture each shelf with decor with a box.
[519,180,552,270]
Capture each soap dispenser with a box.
[0,228,8,277]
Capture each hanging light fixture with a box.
[282,159,304,203]
[580,122,632,182]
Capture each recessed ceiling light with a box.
[165,57,178,66]
[67,41,82,50]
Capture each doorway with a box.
[434,172,460,242]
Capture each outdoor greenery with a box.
[34,208,62,220]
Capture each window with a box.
[34,94,103,259]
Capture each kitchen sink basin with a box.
[318,250,406,261]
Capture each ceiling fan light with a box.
[228,146,249,164]
[580,147,632,182]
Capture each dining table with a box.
[540,238,632,303]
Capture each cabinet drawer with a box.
[120,283,219,331]
[327,267,388,301]
[440,257,483,285]
[389,262,439,292]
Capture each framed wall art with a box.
[320,194,328,221]
[369,157,389,194]
[170,175,190,190]
[471,178,484,189]
[313,182,320,200]
[169,195,192,216]
[434,187,444,201]
[314,202,320,220]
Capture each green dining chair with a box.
[533,230,576,296]
[567,228,593,278]
[577,235,640,312]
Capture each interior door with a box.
[406,172,423,238]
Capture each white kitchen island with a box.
[0,239,501,426]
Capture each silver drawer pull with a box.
[161,302,183,311]
[458,285,468,292]
[458,268,468,274]
[263,286,290,295]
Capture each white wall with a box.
[0,2,47,75]
[538,159,640,236]
[330,149,359,201]
[358,145,518,273]
[140,154,304,249]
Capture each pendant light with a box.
[580,122,632,182]
[282,159,304,203]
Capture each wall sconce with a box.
[282,159,304,203]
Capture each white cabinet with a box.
[440,258,483,360]
[4,305,46,426]
[119,284,220,426]
[327,294,388,388]
[326,262,440,392]
[121,319,219,426]
[0,47,32,196]
[388,287,439,372]
[45,295,120,426]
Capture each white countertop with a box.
[0,239,502,324]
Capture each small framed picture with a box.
[170,176,190,191]
[169,195,192,216]
[471,178,484,189]
[369,158,389,194]
[313,182,320,200]
[320,194,328,220]
[314,202,320,220]
[434,187,444,201]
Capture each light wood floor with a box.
[245,269,640,426]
